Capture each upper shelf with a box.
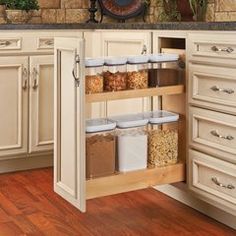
[86,85,185,103]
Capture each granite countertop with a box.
[0,22,236,31]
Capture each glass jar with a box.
[85,58,104,94]
[103,57,127,92]
[86,119,116,179]
[127,55,149,90]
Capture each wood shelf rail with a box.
[86,85,185,103]
[86,162,185,199]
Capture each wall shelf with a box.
[86,162,185,199]
[86,85,185,103]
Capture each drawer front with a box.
[189,63,236,110]
[0,38,22,51]
[188,33,236,65]
[189,150,236,208]
[189,107,236,160]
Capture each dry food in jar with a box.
[148,129,178,167]
[127,70,148,90]
[103,71,127,92]
[86,133,116,179]
[85,74,103,94]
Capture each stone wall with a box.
[1,0,236,24]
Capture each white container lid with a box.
[127,55,149,64]
[104,57,127,66]
[85,58,104,67]
[86,118,116,133]
[109,113,149,129]
[149,53,179,63]
[144,110,179,124]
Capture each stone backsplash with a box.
[0,0,236,24]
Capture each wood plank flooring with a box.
[0,168,235,236]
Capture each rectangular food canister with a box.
[146,111,180,167]
[110,114,149,172]
[86,118,116,179]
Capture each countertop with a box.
[0,22,236,31]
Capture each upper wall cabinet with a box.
[0,56,28,158]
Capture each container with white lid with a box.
[103,57,127,92]
[147,110,179,168]
[149,53,179,63]
[110,114,148,173]
[86,118,116,179]
[85,58,104,94]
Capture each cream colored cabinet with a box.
[84,31,152,118]
[0,56,28,158]
[29,55,54,153]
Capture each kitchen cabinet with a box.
[54,36,185,212]
[29,55,54,153]
[84,31,152,119]
[0,56,28,158]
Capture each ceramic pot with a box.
[6,10,32,24]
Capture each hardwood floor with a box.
[0,168,235,236]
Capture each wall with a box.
[1,0,236,24]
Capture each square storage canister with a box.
[146,111,180,168]
[86,119,116,179]
[110,114,149,172]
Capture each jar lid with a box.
[85,58,104,67]
[144,110,179,124]
[104,57,127,66]
[86,118,116,133]
[109,113,149,129]
[149,53,179,63]
[127,55,149,64]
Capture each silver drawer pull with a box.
[72,54,80,87]
[141,45,147,55]
[32,68,38,90]
[210,130,234,141]
[211,177,235,190]
[0,40,11,48]
[22,68,28,90]
[211,86,234,95]
[211,46,234,53]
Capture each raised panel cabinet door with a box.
[29,55,54,153]
[54,37,86,212]
[0,56,28,158]
[102,31,152,117]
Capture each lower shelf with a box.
[86,162,186,199]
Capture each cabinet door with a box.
[54,37,86,212]
[29,55,54,153]
[0,56,28,158]
[85,31,151,118]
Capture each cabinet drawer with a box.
[189,150,236,211]
[0,38,22,51]
[189,107,236,163]
[188,33,236,65]
[189,63,236,111]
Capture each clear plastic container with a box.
[85,58,104,94]
[110,114,149,172]
[103,57,127,92]
[146,111,179,168]
[127,55,149,90]
[86,118,116,179]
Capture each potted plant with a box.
[5,0,39,24]
[160,0,181,22]
[189,0,208,21]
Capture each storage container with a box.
[104,57,127,92]
[85,58,104,94]
[110,114,149,172]
[86,118,116,179]
[146,111,179,167]
[127,55,149,90]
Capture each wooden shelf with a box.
[86,162,185,200]
[86,85,185,103]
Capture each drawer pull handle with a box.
[141,45,147,55]
[72,54,80,87]
[211,177,235,190]
[211,86,234,95]
[0,40,11,47]
[210,130,234,141]
[211,46,234,53]
[32,68,38,90]
[22,68,28,90]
